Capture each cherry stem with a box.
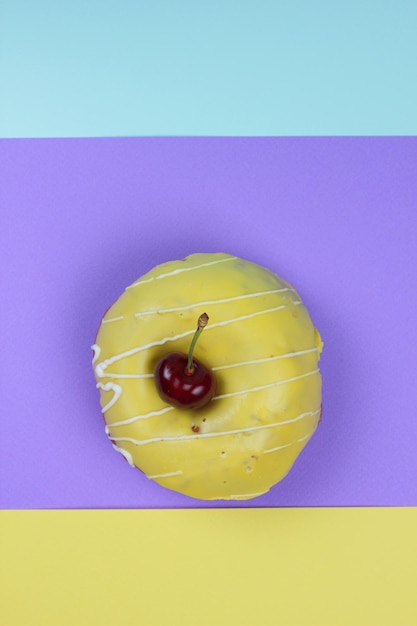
[185,313,209,375]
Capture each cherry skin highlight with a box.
[155,352,216,409]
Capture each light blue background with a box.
[1,1,417,137]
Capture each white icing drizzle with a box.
[91,344,101,364]
[95,346,317,383]
[96,382,123,413]
[94,302,302,379]
[109,408,321,446]
[126,255,237,290]
[103,370,319,429]
[212,347,318,371]
[133,287,295,317]
[94,329,193,378]
[105,370,319,429]
[210,303,302,329]
[227,491,269,500]
[107,406,174,428]
[212,369,320,401]
[203,491,269,500]
[263,431,314,454]
[147,470,183,479]
[102,316,125,324]
[112,426,318,488]
[95,348,318,429]
[99,372,154,380]
[111,443,135,467]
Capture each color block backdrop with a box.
[2,3,417,624]
[1,136,416,509]
[1,1,417,137]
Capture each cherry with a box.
[155,313,216,410]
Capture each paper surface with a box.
[2,7,416,626]
[2,3,417,137]
[1,508,417,626]
[1,136,417,509]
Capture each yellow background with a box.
[1,508,416,625]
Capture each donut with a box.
[92,253,323,500]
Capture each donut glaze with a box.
[92,253,323,500]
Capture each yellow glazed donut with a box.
[92,253,323,500]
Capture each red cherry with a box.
[155,352,216,409]
[155,313,216,410]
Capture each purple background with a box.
[1,137,416,509]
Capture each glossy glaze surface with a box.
[93,253,323,500]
